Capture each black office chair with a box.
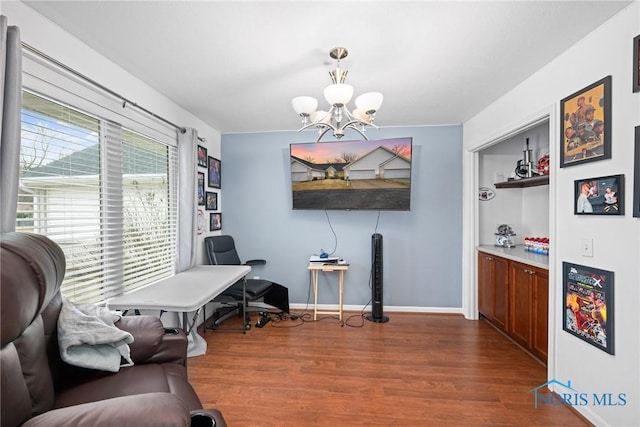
[204,235,290,330]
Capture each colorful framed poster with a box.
[197,145,208,168]
[574,174,624,215]
[210,213,222,231]
[634,126,640,218]
[563,262,614,355]
[208,156,221,189]
[205,191,218,211]
[197,172,205,206]
[560,76,611,168]
[633,34,640,93]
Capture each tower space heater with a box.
[366,233,389,323]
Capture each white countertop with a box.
[477,245,549,270]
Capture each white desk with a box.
[308,263,349,322]
[107,265,251,357]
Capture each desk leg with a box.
[182,311,207,357]
[312,270,319,320]
[243,276,247,334]
[182,312,189,334]
[338,271,344,321]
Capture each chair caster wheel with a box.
[244,323,251,330]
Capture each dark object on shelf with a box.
[495,175,549,188]
[514,138,539,179]
[366,233,389,323]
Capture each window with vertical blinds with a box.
[17,90,177,303]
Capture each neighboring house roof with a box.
[323,163,346,172]
[290,156,319,170]
[290,156,347,173]
[23,144,168,177]
[345,146,409,170]
[381,153,411,168]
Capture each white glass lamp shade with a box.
[310,110,331,124]
[355,92,383,113]
[323,84,353,106]
[291,96,318,115]
[351,108,371,123]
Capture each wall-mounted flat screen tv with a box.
[290,137,412,210]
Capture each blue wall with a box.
[220,125,463,309]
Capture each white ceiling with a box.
[23,1,633,135]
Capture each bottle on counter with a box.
[524,237,549,255]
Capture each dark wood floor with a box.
[189,311,590,426]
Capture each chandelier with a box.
[291,47,383,142]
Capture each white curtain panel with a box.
[177,128,198,272]
[0,15,22,233]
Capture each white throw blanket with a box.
[58,298,134,372]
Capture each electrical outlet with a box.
[581,238,594,257]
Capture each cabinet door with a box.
[477,253,494,319]
[492,256,509,331]
[531,267,549,363]
[509,262,532,348]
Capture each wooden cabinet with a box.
[531,267,549,362]
[478,252,509,330]
[478,252,548,365]
[509,262,532,348]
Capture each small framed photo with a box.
[197,145,208,168]
[210,213,222,231]
[574,174,624,215]
[633,34,640,93]
[197,172,205,206]
[560,76,611,168]
[563,262,614,355]
[208,156,221,189]
[205,191,218,211]
[633,126,640,218]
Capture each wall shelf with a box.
[494,175,549,189]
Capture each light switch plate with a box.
[581,237,594,257]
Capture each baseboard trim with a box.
[290,303,463,315]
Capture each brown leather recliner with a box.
[0,232,226,427]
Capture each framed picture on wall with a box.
[560,76,611,168]
[633,126,640,218]
[197,145,208,168]
[208,156,221,188]
[633,34,640,93]
[210,213,222,231]
[562,262,614,355]
[205,191,217,211]
[574,174,624,215]
[197,172,205,206]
